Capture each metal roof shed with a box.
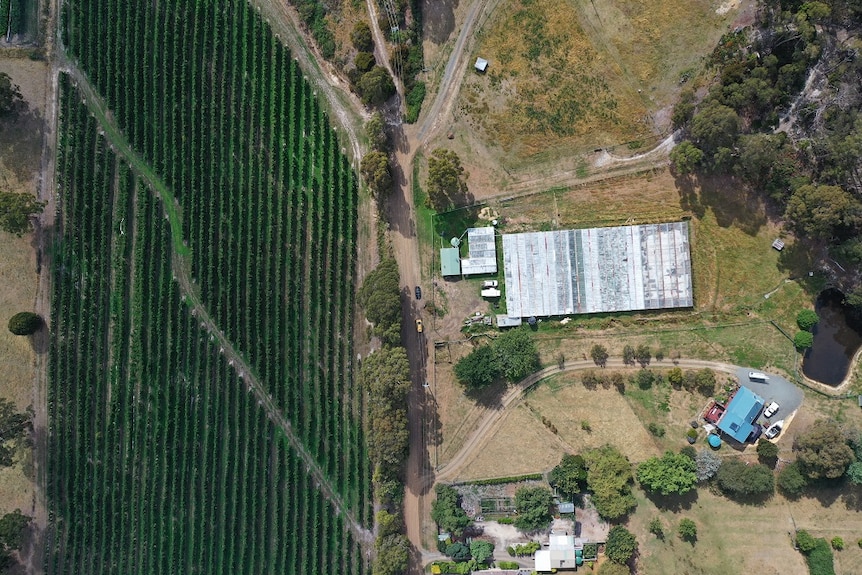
[440,247,461,277]
[475,57,489,72]
[461,227,498,275]
[717,386,765,443]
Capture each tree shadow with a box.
[673,170,768,236]
[0,100,44,183]
[807,478,847,509]
[644,488,699,512]
[463,379,508,409]
[423,0,458,44]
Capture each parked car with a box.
[482,280,498,288]
[415,286,422,299]
[749,371,768,382]
[763,401,780,418]
[765,420,784,439]
[415,318,423,333]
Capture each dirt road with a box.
[434,357,744,483]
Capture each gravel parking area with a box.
[734,367,803,426]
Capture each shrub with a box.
[605,525,638,564]
[796,530,817,553]
[597,562,630,575]
[756,438,779,466]
[686,428,698,440]
[695,449,721,481]
[797,309,819,331]
[354,51,376,73]
[498,561,519,569]
[806,538,836,575]
[857,538,862,549]
[581,420,592,432]
[831,537,844,550]
[716,459,774,500]
[678,518,697,542]
[680,446,696,460]
[647,422,665,437]
[794,330,814,349]
[444,542,470,561]
[497,517,514,525]
[7,312,42,335]
[582,542,598,559]
[648,518,664,538]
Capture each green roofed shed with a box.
[440,247,461,277]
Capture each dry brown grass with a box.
[0,56,47,517]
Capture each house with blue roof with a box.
[717,386,765,443]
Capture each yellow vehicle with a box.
[415,318,424,333]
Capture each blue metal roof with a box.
[717,386,764,443]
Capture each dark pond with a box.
[802,289,862,386]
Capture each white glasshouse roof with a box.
[460,227,497,275]
[502,222,693,317]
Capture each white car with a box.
[765,420,784,439]
[482,280,498,288]
[763,401,780,419]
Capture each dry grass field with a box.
[449,0,740,171]
[0,56,47,517]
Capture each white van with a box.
[748,372,768,382]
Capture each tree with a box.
[694,368,716,395]
[670,141,704,174]
[797,420,854,480]
[0,192,45,236]
[445,542,471,561]
[513,486,554,532]
[756,438,780,466]
[351,21,374,52]
[797,309,819,331]
[677,518,697,542]
[431,484,471,537]
[426,148,468,212]
[777,461,808,497]
[622,345,635,366]
[716,459,774,499]
[794,331,814,349]
[494,328,540,382]
[373,534,409,575]
[354,51,376,73]
[0,73,22,116]
[453,344,500,388]
[847,461,862,485]
[360,151,392,197]
[635,369,655,390]
[690,101,741,157]
[366,112,388,152]
[358,66,396,106]
[605,525,638,564]
[7,312,42,336]
[590,344,609,367]
[583,445,637,519]
[549,454,588,498]
[637,451,698,496]
[0,399,31,467]
[0,510,29,552]
[361,347,410,478]
[785,184,862,240]
[634,344,651,367]
[667,367,683,388]
[357,258,402,345]
[469,540,495,564]
[376,510,403,538]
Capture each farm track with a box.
[55,56,375,552]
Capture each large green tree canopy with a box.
[0,192,45,236]
[426,148,468,212]
[796,420,855,479]
[513,486,554,532]
[583,445,637,519]
[431,484,471,537]
[637,451,698,496]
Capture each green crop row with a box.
[47,0,370,566]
